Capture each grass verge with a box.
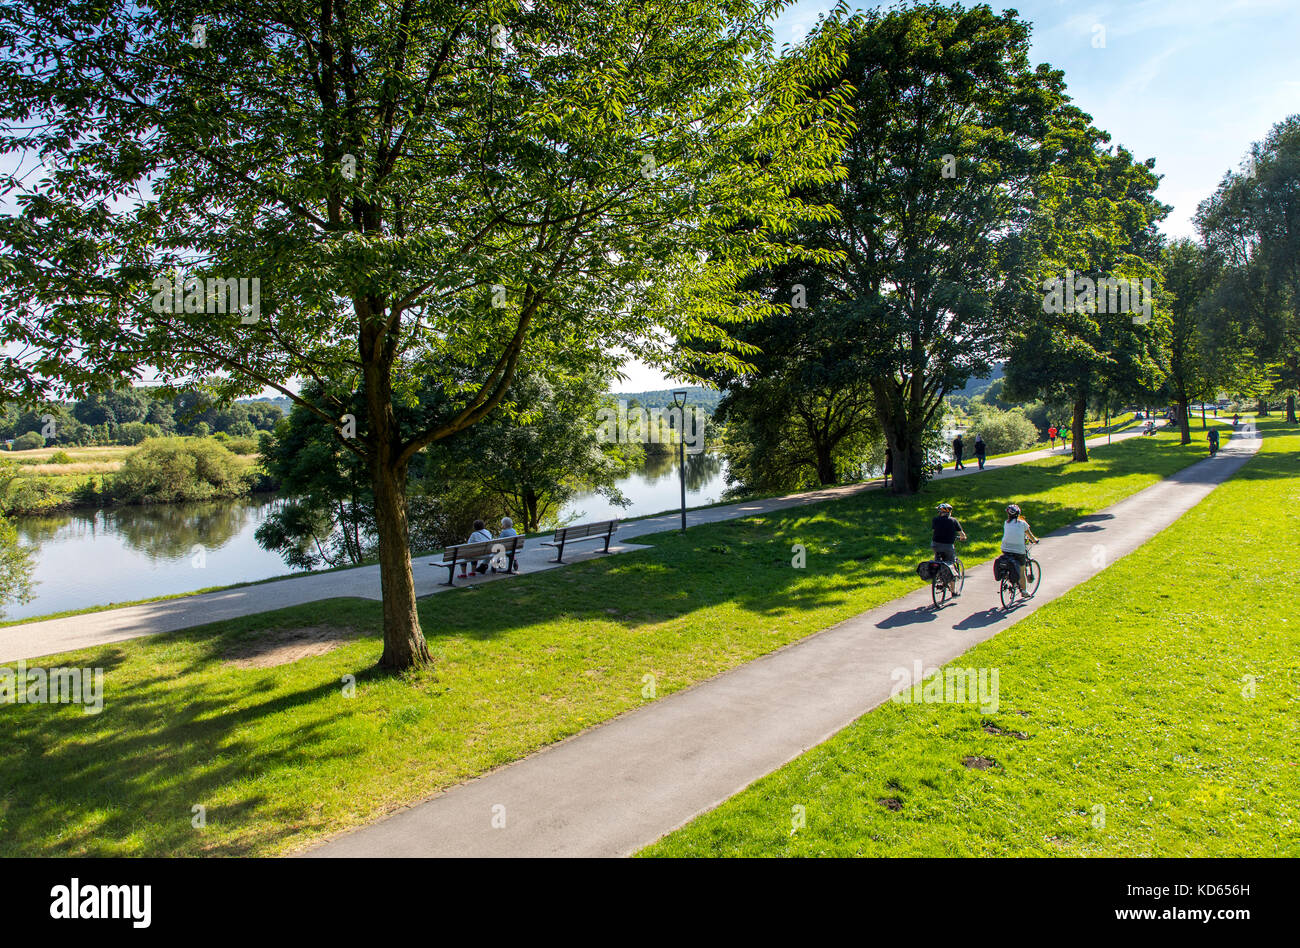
[640,421,1297,856]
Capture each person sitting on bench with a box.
[460,519,494,578]
[496,517,521,573]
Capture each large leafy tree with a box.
[706,294,879,491]
[1159,239,1216,443]
[459,369,636,532]
[1004,125,1169,461]
[0,0,846,668]
[1197,115,1300,423]
[714,3,1076,492]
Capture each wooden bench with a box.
[437,535,523,585]
[541,519,618,563]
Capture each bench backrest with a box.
[554,519,618,541]
[442,535,521,563]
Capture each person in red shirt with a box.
[1048,424,1057,448]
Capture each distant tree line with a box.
[1,388,283,449]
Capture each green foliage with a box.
[965,407,1038,456]
[12,431,43,451]
[721,3,1082,491]
[115,421,162,445]
[45,450,72,465]
[716,374,879,494]
[448,370,636,532]
[254,389,375,569]
[111,438,247,505]
[1197,114,1300,421]
[0,514,34,618]
[0,0,853,666]
[1004,111,1170,452]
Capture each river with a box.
[6,453,729,622]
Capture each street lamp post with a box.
[672,389,688,533]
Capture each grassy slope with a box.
[641,421,1297,857]
[0,429,1223,855]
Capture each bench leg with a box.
[553,539,565,564]
[601,533,612,553]
[442,553,458,586]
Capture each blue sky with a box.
[617,0,1300,391]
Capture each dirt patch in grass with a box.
[983,724,1030,740]
[877,797,903,811]
[223,625,358,669]
[962,755,999,770]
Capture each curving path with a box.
[306,426,1257,857]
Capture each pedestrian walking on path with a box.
[974,435,987,470]
[1208,427,1220,456]
[952,433,965,470]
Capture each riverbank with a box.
[1,439,264,516]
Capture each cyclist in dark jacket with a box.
[931,503,967,596]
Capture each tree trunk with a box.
[1258,398,1269,417]
[1071,389,1088,462]
[1288,394,1297,424]
[884,424,925,494]
[524,487,540,533]
[364,344,431,671]
[372,457,429,669]
[1177,397,1191,444]
[814,441,837,486]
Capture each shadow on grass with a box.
[0,424,1243,856]
[415,431,1219,645]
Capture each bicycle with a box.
[931,552,965,608]
[998,548,1041,608]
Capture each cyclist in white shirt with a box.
[1001,504,1039,595]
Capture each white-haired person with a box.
[496,516,521,573]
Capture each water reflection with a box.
[560,452,728,524]
[8,456,730,622]
[8,497,293,622]
[636,451,725,490]
[16,498,274,562]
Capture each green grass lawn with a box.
[0,426,1229,855]
[641,421,1298,857]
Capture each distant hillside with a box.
[954,365,1005,399]
[612,386,722,415]
[237,396,292,417]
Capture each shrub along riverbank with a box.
[0,436,268,516]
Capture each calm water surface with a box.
[8,454,729,621]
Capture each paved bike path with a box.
[0,428,1150,663]
[307,429,1257,857]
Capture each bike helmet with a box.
[1006,503,1021,517]
[937,502,953,512]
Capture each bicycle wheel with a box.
[932,573,948,608]
[1024,557,1042,597]
[999,577,1016,609]
[954,557,965,596]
